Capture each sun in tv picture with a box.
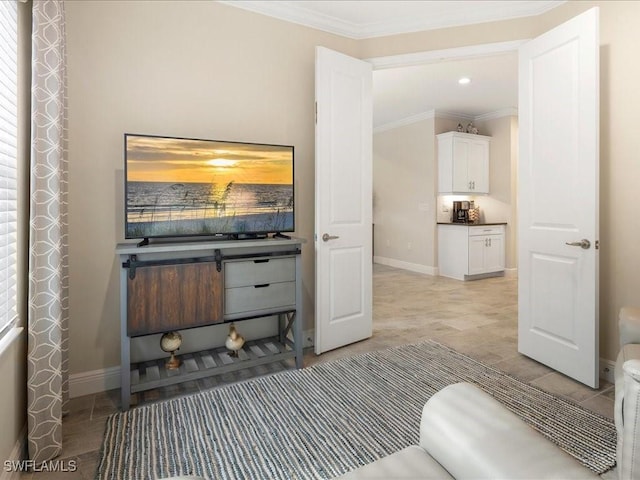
[125,134,294,239]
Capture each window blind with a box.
[0,0,18,340]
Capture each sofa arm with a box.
[418,383,597,479]
[619,307,640,347]
[619,360,640,480]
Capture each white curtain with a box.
[27,0,69,464]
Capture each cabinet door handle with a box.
[488,238,491,247]
[254,283,270,288]
[254,259,269,263]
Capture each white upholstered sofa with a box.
[615,306,640,480]
[338,382,598,479]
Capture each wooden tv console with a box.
[116,238,304,410]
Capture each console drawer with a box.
[225,281,296,317]
[225,257,295,288]
[468,225,504,236]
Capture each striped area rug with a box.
[96,341,616,479]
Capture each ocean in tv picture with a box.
[126,181,294,238]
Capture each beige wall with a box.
[373,118,436,270]
[363,0,640,362]
[65,1,357,373]
[64,0,640,382]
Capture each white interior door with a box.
[518,8,599,387]
[315,47,372,354]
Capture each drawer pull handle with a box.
[254,259,269,263]
[254,283,270,288]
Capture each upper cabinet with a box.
[437,131,491,194]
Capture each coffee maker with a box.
[452,201,471,223]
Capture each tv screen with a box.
[125,134,294,240]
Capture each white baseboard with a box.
[69,366,121,398]
[599,357,616,384]
[374,256,437,276]
[0,425,26,480]
[504,267,518,277]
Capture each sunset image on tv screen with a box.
[125,135,294,239]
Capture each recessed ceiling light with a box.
[458,77,471,85]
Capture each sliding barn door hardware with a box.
[122,248,300,279]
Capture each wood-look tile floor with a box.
[22,264,616,479]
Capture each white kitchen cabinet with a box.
[438,224,505,280]
[437,131,490,194]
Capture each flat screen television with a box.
[124,134,294,241]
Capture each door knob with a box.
[322,233,339,242]
[565,239,591,249]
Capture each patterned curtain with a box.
[27,0,69,464]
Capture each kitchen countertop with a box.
[437,222,507,226]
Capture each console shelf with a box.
[130,335,295,393]
[116,238,305,410]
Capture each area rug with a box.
[95,341,616,479]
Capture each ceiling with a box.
[221,1,563,128]
[372,52,518,129]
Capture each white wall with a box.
[373,117,437,273]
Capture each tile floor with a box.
[21,264,617,479]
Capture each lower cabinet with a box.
[117,238,304,410]
[438,224,506,280]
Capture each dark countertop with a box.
[437,222,507,226]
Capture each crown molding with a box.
[374,110,436,134]
[219,1,565,40]
[366,40,527,70]
[356,1,564,39]
[375,110,474,134]
[218,1,359,38]
[474,107,519,122]
[437,111,476,122]
[374,109,517,133]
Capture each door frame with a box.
[362,35,602,384]
[363,38,526,278]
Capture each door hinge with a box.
[315,101,317,124]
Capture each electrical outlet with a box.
[599,360,615,383]
[303,329,315,348]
